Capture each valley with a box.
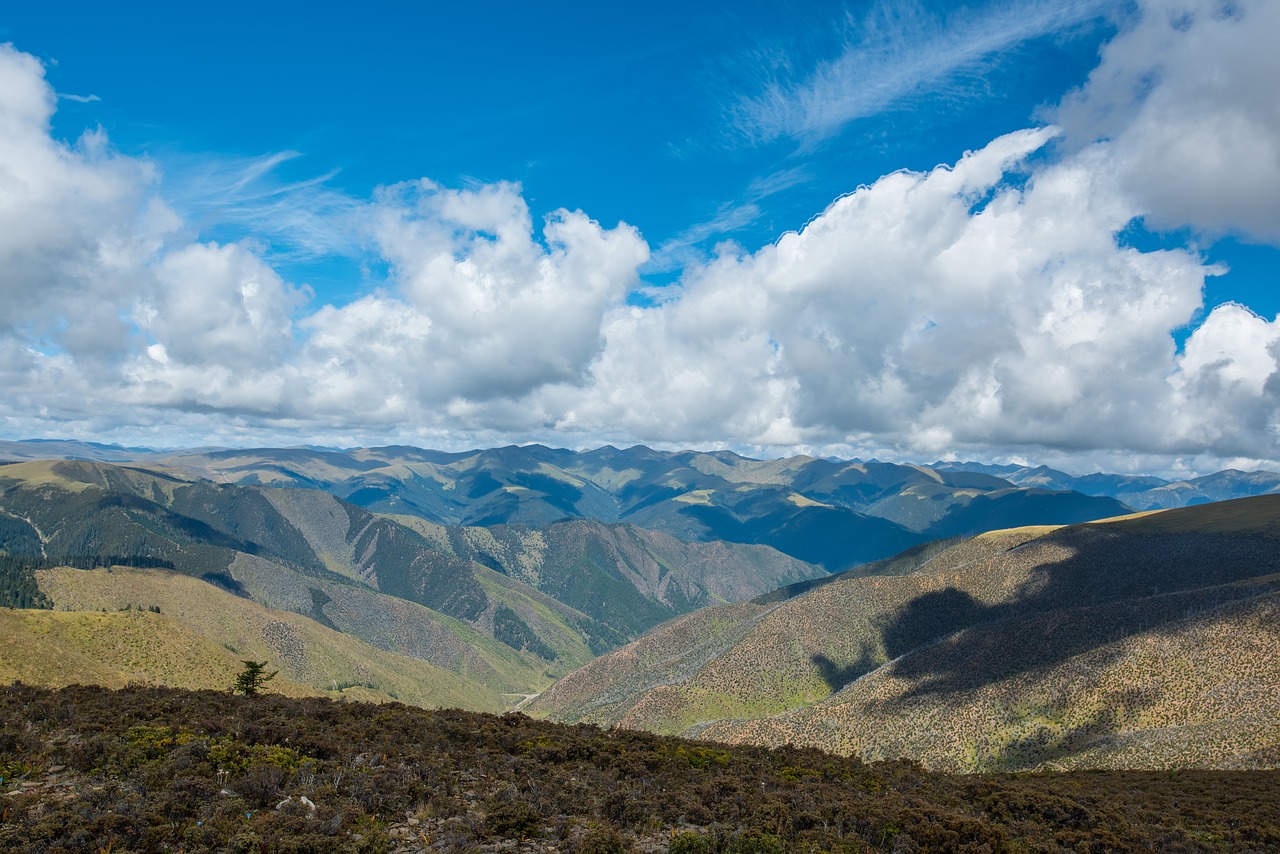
[2,441,1280,781]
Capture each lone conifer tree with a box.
[232,660,278,696]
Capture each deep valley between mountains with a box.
[2,441,1280,848]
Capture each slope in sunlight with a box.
[532,495,1280,773]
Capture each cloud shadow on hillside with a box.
[871,524,1280,705]
[812,648,880,693]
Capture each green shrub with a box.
[669,830,712,853]
[485,800,540,837]
[573,824,626,854]
[724,832,786,853]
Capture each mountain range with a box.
[1,440,1151,572]
[0,458,817,707]
[934,460,1280,510]
[4,440,1280,773]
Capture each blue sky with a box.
[1,0,1278,475]
[7,2,1121,291]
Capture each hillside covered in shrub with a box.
[3,684,1279,853]
[535,496,1280,772]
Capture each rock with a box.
[276,795,318,815]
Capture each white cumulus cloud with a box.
[1056,0,1280,242]
[0,44,175,362]
[364,179,648,402]
[1,17,1279,476]
[558,127,1259,462]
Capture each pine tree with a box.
[232,660,278,696]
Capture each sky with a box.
[1,0,1278,476]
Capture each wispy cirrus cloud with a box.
[161,150,363,260]
[729,0,1113,148]
[646,166,812,272]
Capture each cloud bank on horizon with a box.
[1,0,1278,476]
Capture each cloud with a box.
[1056,0,1280,243]
[1170,303,1280,454]
[360,179,648,402]
[565,128,1262,462]
[729,0,1111,147]
[0,44,174,364]
[137,241,308,371]
[161,150,362,260]
[1,29,1279,475]
[57,92,100,104]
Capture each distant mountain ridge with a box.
[1,440,1144,572]
[7,439,1276,513]
[934,460,1280,510]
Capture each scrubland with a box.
[3,684,1279,852]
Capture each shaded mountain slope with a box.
[389,515,824,638]
[533,496,1280,771]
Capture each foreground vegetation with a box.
[3,684,1279,852]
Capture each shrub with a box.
[573,824,626,854]
[669,831,712,853]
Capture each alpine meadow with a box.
[3,2,1280,852]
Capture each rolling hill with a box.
[531,496,1280,772]
[7,683,1278,852]
[4,566,501,710]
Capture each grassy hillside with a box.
[533,497,1280,772]
[0,609,323,696]
[702,586,1280,772]
[3,683,1279,852]
[531,527,1048,732]
[31,566,505,711]
[222,552,553,694]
